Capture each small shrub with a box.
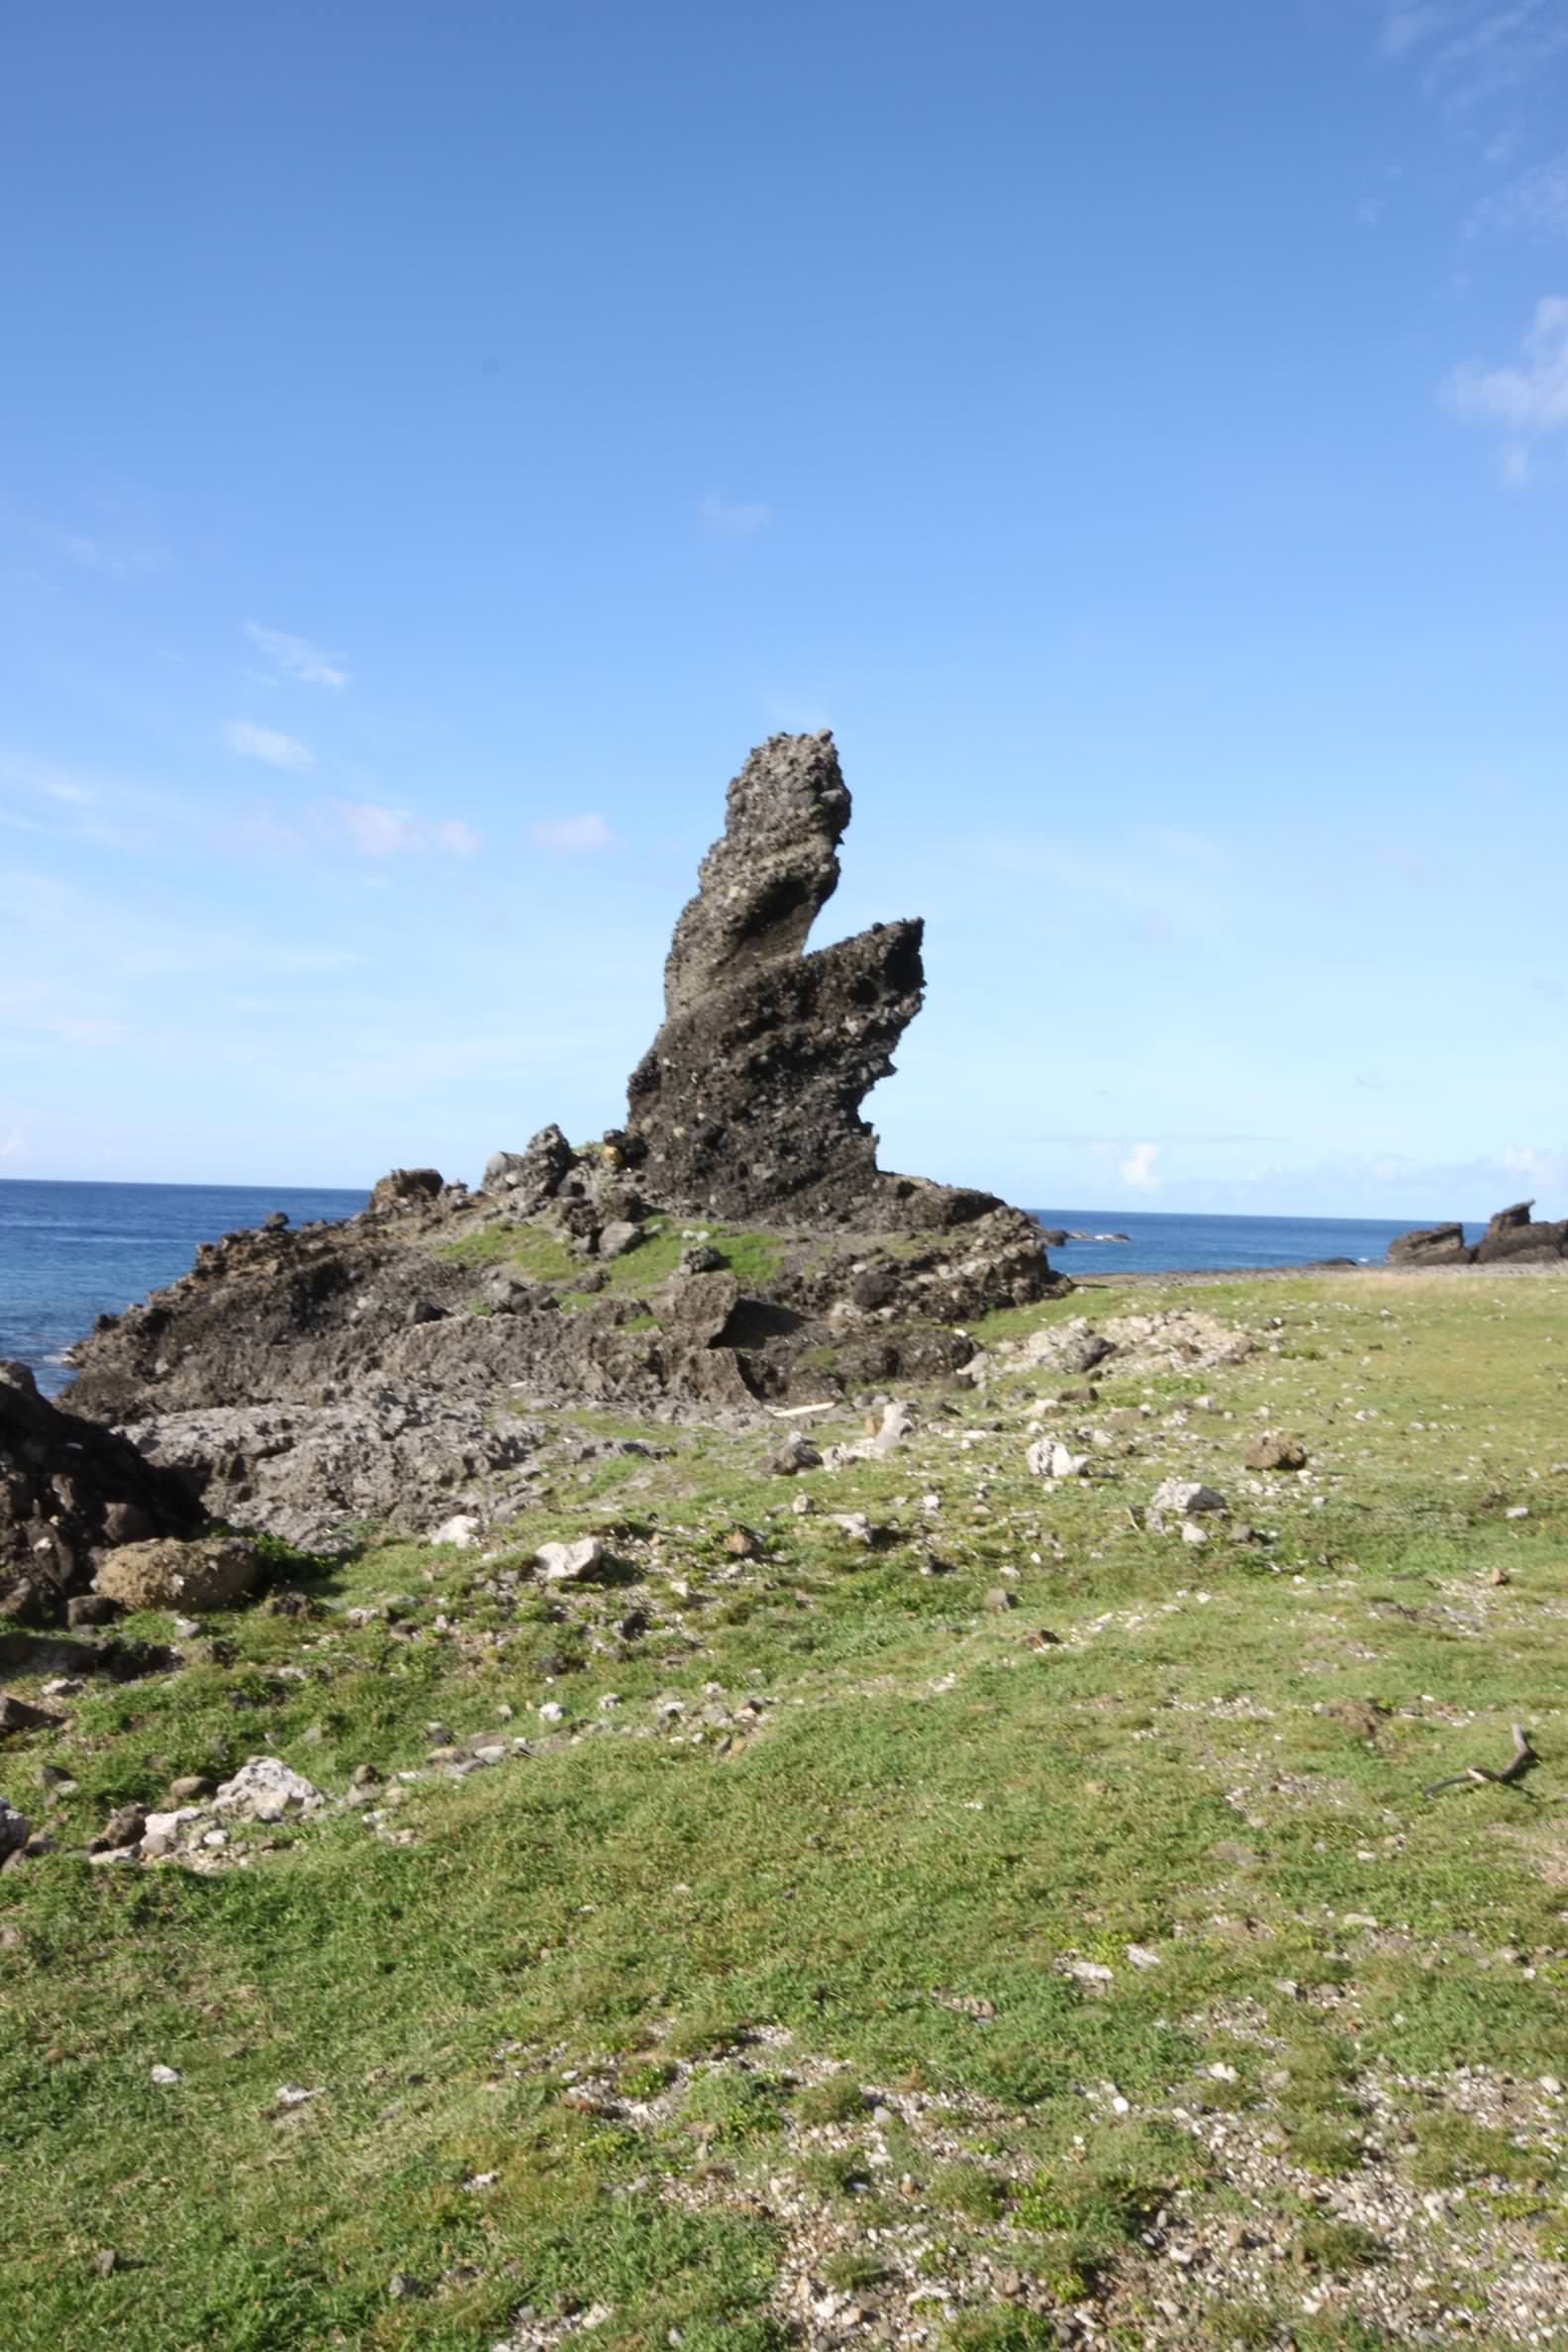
[1295,2217,1386,2272]
[931,2159,1008,2220]
[793,2074,867,2127]
[820,2249,888,2295]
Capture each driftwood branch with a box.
[1423,1723,1539,1800]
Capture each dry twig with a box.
[1423,1723,1539,1800]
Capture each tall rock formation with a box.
[627,732,984,1226]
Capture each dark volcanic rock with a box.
[57,730,1068,1546]
[482,1126,573,1214]
[627,732,992,1229]
[1473,1200,1568,1265]
[1387,1202,1568,1269]
[367,1167,444,1216]
[1386,1222,1474,1266]
[1,1360,198,1624]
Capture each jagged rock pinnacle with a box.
[626,732,931,1224]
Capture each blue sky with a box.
[2,0,1564,1218]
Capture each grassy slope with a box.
[3,1271,1567,2349]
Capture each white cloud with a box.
[1501,1142,1568,1187]
[529,813,619,853]
[1380,6,1449,60]
[433,818,481,856]
[1119,1140,1162,1193]
[699,491,773,539]
[1471,149,1568,241]
[1447,297,1568,476]
[335,801,412,855]
[62,533,163,580]
[1382,0,1568,109]
[0,1129,22,1159]
[243,621,347,689]
[331,801,481,859]
[225,719,316,772]
[54,1018,129,1046]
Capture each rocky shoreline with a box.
[5,733,1067,1624]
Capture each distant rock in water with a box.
[1386,1201,1568,1269]
[1386,1221,1474,1266]
[1473,1200,1568,1265]
[627,731,999,1232]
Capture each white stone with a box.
[432,1514,483,1548]
[149,2063,181,2086]
[214,1756,325,1822]
[536,1536,605,1583]
[1148,1479,1227,1523]
[1028,1438,1090,1480]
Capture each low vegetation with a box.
[3,1269,1567,2347]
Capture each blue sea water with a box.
[1,1181,1430,1402]
[0,1179,367,1397]
[1028,1208,1426,1279]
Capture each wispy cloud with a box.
[1501,1141,1568,1187]
[1381,0,1568,114]
[1379,5,1450,61]
[1446,294,1568,477]
[1119,1140,1162,1194]
[0,1129,22,1160]
[699,491,773,539]
[243,621,347,689]
[330,800,481,858]
[225,719,316,772]
[62,533,164,580]
[0,750,192,852]
[1470,148,1568,241]
[529,813,619,853]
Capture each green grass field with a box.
[4,1270,1567,2349]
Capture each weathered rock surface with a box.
[1386,1202,1568,1269]
[214,1756,326,1822]
[626,732,1007,1233]
[56,732,1067,1546]
[1387,1222,1474,1266]
[1,1359,198,1624]
[121,1393,547,1551]
[93,1535,260,1614]
[1473,1201,1568,1265]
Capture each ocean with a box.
[0,1180,1432,1403]
[0,1179,368,1398]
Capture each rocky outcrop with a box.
[56,730,1066,1549]
[1386,1202,1568,1269]
[1473,1201,1568,1265]
[1,1359,199,1623]
[626,732,999,1230]
[1387,1222,1474,1267]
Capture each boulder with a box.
[1,1358,199,1624]
[213,1756,325,1822]
[366,1167,443,1216]
[1386,1222,1474,1266]
[1148,1479,1228,1525]
[1243,1434,1308,1471]
[94,1536,261,1614]
[1473,1201,1568,1265]
[536,1536,605,1584]
[481,1126,574,1214]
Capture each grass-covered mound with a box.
[4,1270,1567,2349]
